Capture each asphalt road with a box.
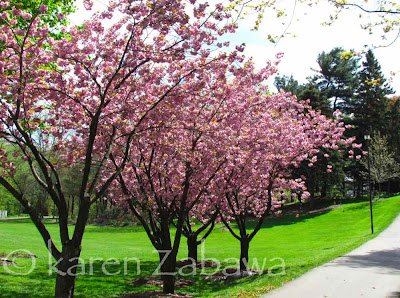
[261,215,400,298]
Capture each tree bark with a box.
[321,179,327,199]
[187,235,198,263]
[356,180,362,199]
[71,196,75,217]
[239,238,249,272]
[54,245,82,298]
[158,250,176,294]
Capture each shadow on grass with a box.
[0,258,278,298]
[233,196,388,231]
[224,209,334,232]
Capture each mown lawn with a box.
[1,196,400,297]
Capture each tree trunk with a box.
[159,250,176,294]
[187,235,198,263]
[321,179,327,199]
[54,246,81,298]
[378,183,381,199]
[356,180,362,199]
[309,185,316,209]
[71,196,75,217]
[239,238,249,272]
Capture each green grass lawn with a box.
[1,196,400,297]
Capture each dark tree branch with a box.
[0,176,61,259]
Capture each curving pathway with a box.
[261,215,400,298]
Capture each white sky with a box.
[69,0,400,93]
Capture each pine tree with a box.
[352,49,394,137]
[274,74,301,95]
[299,80,332,116]
[313,47,359,112]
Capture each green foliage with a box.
[278,47,400,198]
[312,47,359,112]
[274,75,301,95]
[387,97,400,160]
[361,132,400,185]
[0,184,21,215]
[351,50,394,137]
[299,81,332,116]
[4,0,75,28]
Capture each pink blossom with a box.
[21,12,31,20]
[38,4,47,13]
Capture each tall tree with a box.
[352,49,394,137]
[347,50,394,197]
[312,47,359,112]
[387,97,400,156]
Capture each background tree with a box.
[351,49,394,136]
[274,74,301,95]
[311,47,359,112]
[180,198,219,264]
[276,47,398,200]
[346,49,394,197]
[361,132,400,197]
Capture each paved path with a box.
[261,215,400,298]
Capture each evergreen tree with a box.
[274,75,332,116]
[351,49,394,138]
[299,80,332,116]
[387,97,400,158]
[386,97,400,193]
[313,47,359,112]
[274,74,301,95]
[348,50,394,198]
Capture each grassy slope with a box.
[0,196,399,297]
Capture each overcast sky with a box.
[69,0,400,94]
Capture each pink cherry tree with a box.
[114,54,271,293]
[176,57,281,266]
[180,194,219,264]
[217,93,352,273]
[0,0,237,296]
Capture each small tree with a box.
[361,132,400,197]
